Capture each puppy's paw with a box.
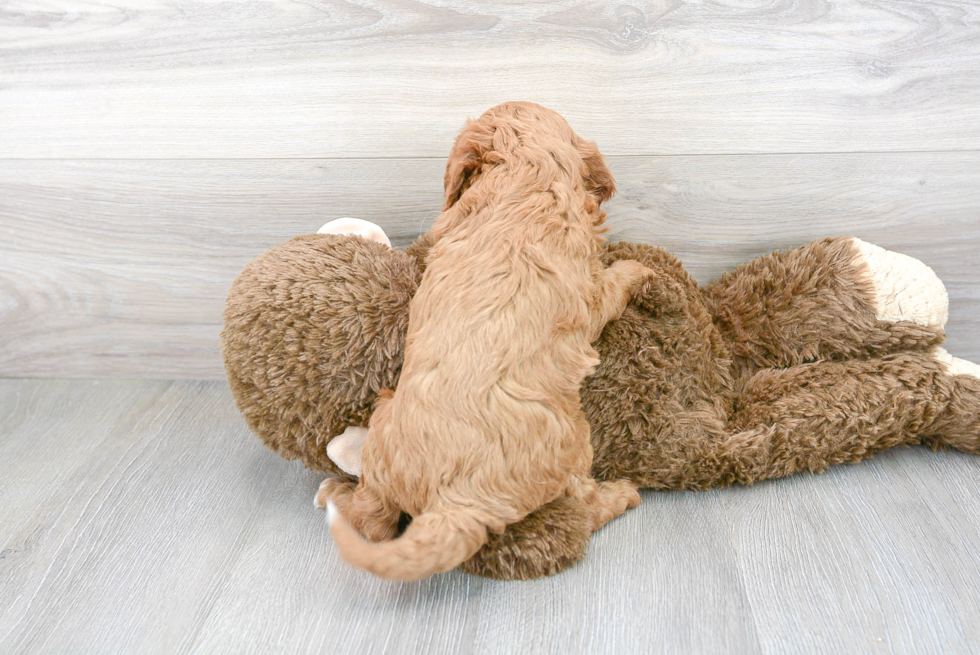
[602,479,642,510]
[610,258,652,278]
[314,476,356,509]
[611,259,657,295]
[625,487,642,510]
[590,479,641,531]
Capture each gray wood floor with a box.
[2,379,980,654]
[3,1,980,653]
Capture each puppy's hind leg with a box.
[563,417,641,532]
[316,478,401,542]
[319,389,402,541]
[567,476,642,532]
[315,476,355,510]
[590,259,655,341]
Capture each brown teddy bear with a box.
[222,218,980,580]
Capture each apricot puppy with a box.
[321,102,652,581]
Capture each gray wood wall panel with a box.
[3,380,979,654]
[2,1,980,158]
[2,154,978,379]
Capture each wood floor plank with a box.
[2,153,978,379]
[2,1,980,157]
[185,466,488,655]
[0,380,759,655]
[0,380,283,654]
[0,379,163,548]
[722,448,980,654]
[189,487,761,655]
[465,490,761,655]
[2,380,980,653]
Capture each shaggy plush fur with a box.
[456,496,592,580]
[315,102,651,581]
[224,228,980,579]
[223,234,420,475]
[223,229,980,579]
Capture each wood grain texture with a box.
[0,380,286,653]
[2,153,978,379]
[0,379,161,552]
[2,1,980,157]
[2,380,979,653]
[722,447,980,653]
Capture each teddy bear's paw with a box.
[933,348,980,380]
[318,218,391,247]
[314,476,356,509]
[850,238,948,328]
[326,426,368,477]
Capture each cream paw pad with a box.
[850,238,948,328]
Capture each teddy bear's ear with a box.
[576,137,616,204]
[443,118,495,210]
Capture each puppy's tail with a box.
[327,501,488,581]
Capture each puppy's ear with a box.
[577,139,616,204]
[443,119,495,210]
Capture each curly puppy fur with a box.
[318,102,651,581]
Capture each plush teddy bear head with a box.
[222,227,432,475]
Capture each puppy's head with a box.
[442,102,615,212]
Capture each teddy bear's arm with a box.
[703,237,947,373]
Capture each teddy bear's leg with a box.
[315,477,401,542]
[710,351,969,485]
[457,496,595,580]
[564,474,642,532]
[703,237,947,373]
[921,348,980,454]
[590,259,656,341]
[459,418,639,581]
